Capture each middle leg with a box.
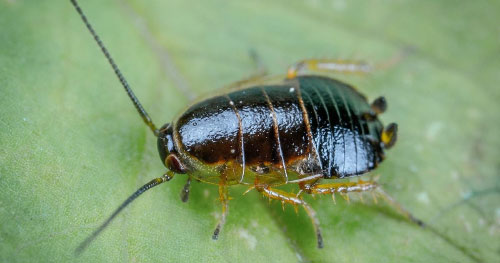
[256,185,324,248]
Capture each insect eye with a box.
[166,154,187,174]
[157,123,176,166]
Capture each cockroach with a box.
[71,0,424,254]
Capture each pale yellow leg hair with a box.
[305,179,378,195]
[256,185,324,248]
[286,49,411,79]
[287,59,372,79]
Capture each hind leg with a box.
[286,48,412,79]
[287,59,372,79]
[301,179,424,226]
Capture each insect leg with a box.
[304,179,379,196]
[287,59,372,79]
[256,186,323,248]
[225,50,268,89]
[303,179,425,227]
[212,184,229,240]
[287,48,413,79]
[249,48,268,77]
[375,187,425,227]
[226,73,269,90]
[180,176,192,202]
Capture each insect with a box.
[71,0,424,254]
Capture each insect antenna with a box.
[75,173,174,255]
[70,0,159,136]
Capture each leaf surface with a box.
[1,0,499,262]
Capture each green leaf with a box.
[1,0,499,262]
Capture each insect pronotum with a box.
[70,0,424,254]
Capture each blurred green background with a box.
[1,0,499,262]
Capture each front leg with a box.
[212,183,229,240]
[180,176,192,202]
[302,179,424,226]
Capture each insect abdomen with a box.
[297,76,384,178]
[175,75,384,179]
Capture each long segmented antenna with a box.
[70,0,159,136]
[75,173,174,255]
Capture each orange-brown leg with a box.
[212,183,229,240]
[302,179,424,226]
[256,185,324,248]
